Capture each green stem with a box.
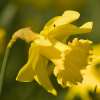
[0,35,18,96]
[0,47,11,96]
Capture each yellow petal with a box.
[34,37,61,60]
[34,56,57,95]
[45,22,93,41]
[54,41,69,52]
[43,24,76,40]
[54,38,92,87]
[40,16,60,36]
[16,63,35,82]
[43,10,80,29]
[40,45,61,60]
[16,43,39,82]
[34,36,52,46]
[80,22,93,33]
[43,16,60,30]
[54,10,80,26]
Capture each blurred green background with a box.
[0,0,100,100]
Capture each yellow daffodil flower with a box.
[7,10,93,95]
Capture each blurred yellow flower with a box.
[8,10,93,95]
[93,44,100,56]
[65,84,92,100]
[0,28,6,55]
[81,56,100,93]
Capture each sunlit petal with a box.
[16,43,39,82]
[34,56,57,95]
[54,10,80,26]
